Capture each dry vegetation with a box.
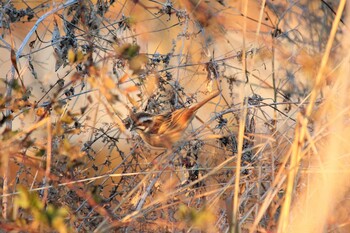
[0,0,349,232]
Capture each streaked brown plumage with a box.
[130,91,219,148]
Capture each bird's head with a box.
[128,112,155,132]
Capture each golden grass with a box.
[0,0,349,232]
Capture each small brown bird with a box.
[130,91,219,148]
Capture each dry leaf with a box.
[36,107,46,117]
[129,54,148,73]
[67,48,75,64]
[103,76,116,89]
[206,80,213,92]
[144,74,159,96]
[126,94,139,108]
[68,48,85,64]
[204,134,224,140]
[118,73,129,84]
[123,85,138,93]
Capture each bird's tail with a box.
[190,90,220,112]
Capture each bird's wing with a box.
[157,108,194,135]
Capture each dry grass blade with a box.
[1,0,348,232]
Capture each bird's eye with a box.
[135,125,147,131]
[139,118,153,124]
[123,117,133,129]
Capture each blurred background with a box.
[0,0,349,232]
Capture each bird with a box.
[129,91,219,148]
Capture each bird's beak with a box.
[129,120,142,131]
[130,123,136,131]
[123,116,135,131]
